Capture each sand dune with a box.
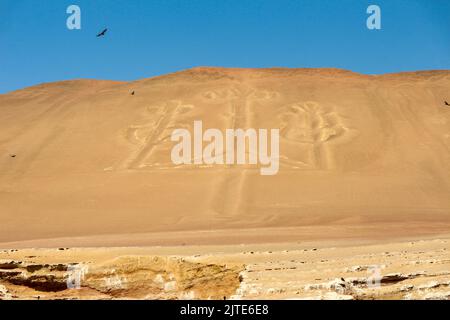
[1,67,450,246]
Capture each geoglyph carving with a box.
[279,101,355,170]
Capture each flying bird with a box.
[445,101,450,106]
[96,28,108,37]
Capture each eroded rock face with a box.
[0,285,14,300]
[0,256,243,300]
[0,262,69,293]
[82,256,243,299]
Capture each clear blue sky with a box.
[1,0,449,93]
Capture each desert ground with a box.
[1,235,450,300]
[0,67,450,299]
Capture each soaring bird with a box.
[445,101,450,106]
[96,28,108,37]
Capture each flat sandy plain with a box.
[1,67,450,299]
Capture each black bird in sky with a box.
[445,101,450,106]
[96,28,108,37]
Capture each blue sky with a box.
[1,0,449,93]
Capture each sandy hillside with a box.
[1,67,450,246]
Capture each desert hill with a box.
[1,67,450,246]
